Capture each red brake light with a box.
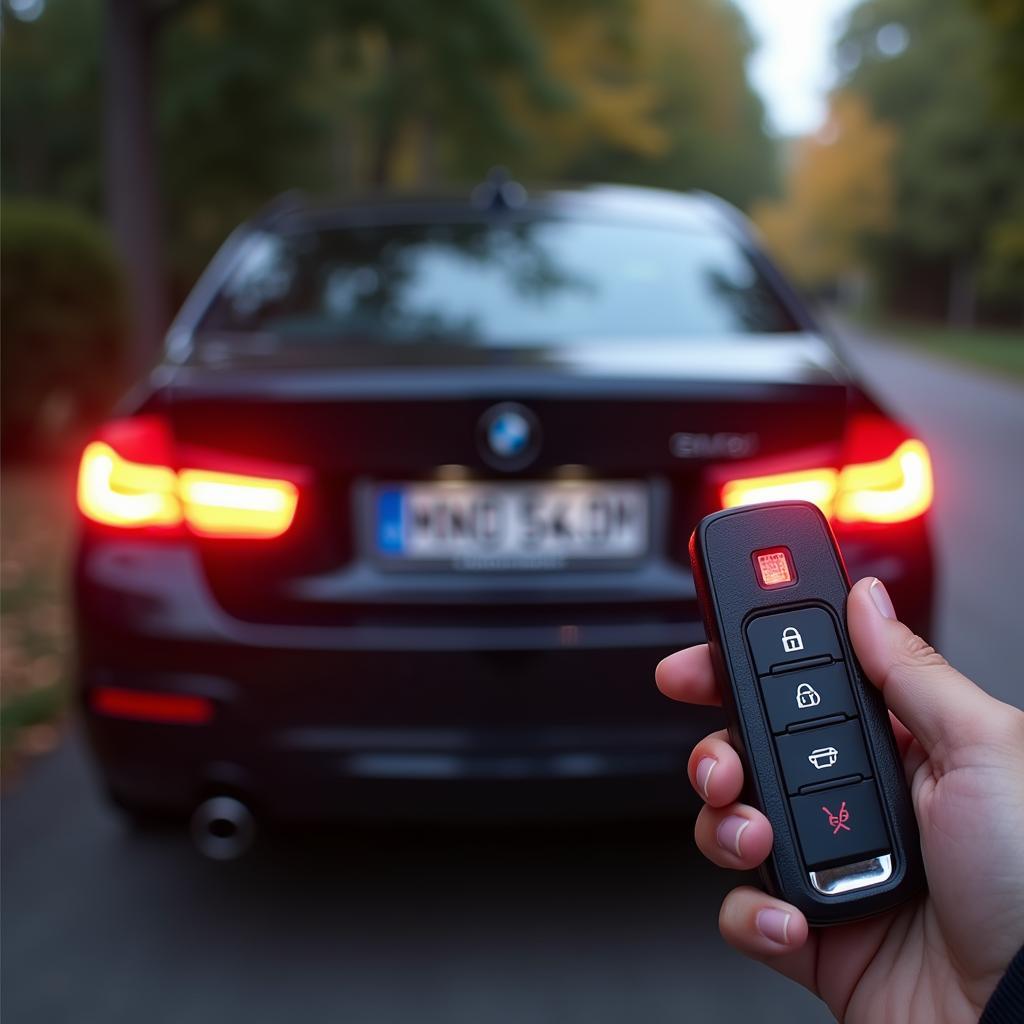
[76,418,300,539]
[720,416,933,526]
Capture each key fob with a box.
[689,500,924,925]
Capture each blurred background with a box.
[2,1,1022,1022]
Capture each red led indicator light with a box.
[822,801,851,834]
[752,546,797,590]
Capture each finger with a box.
[888,710,914,759]
[847,577,1006,759]
[687,730,744,807]
[718,886,818,991]
[887,710,929,781]
[655,645,721,706]
[694,802,774,870]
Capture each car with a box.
[73,180,934,855]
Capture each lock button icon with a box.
[796,682,821,709]
[781,626,804,653]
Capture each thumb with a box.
[847,577,998,759]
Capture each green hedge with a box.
[2,200,127,455]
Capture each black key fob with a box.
[689,500,924,925]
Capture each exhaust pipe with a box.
[190,796,255,860]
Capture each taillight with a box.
[721,468,839,518]
[77,441,182,528]
[721,417,933,526]
[179,469,298,539]
[76,417,300,539]
[834,438,932,524]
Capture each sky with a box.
[733,0,861,137]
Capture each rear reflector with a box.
[721,436,933,525]
[76,418,300,538]
[91,687,214,725]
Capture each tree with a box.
[491,2,669,181]
[565,0,778,209]
[753,92,896,290]
[157,0,327,288]
[835,0,1024,323]
[158,0,640,284]
[972,0,1024,113]
[2,0,779,303]
[1,201,127,454]
[1,1,103,211]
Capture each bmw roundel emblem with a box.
[478,402,541,470]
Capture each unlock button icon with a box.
[796,682,821,709]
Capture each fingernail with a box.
[716,815,750,857]
[695,757,717,800]
[756,908,792,945]
[869,578,896,620]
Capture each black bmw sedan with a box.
[73,182,934,852]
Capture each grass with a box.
[879,321,1024,381]
[1,464,76,777]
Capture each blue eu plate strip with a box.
[377,489,405,554]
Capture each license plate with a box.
[376,481,649,569]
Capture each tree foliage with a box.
[834,0,1024,319]
[2,0,776,292]
[493,2,669,181]
[0,200,127,454]
[566,0,778,209]
[0,1,104,211]
[971,0,1024,114]
[754,93,896,289]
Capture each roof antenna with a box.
[471,167,528,211]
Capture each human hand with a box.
[656,577,1024,1023]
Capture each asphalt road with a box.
[3,332,1021,1024]
[835,323,1024,709]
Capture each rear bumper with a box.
[74,527,932,821]
[76,540,718,818]
[82,713,717,822]
[79,643,719,821]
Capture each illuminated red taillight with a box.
[78,440,182,528]
[91,687,214,725]
[721,467,840,517]
[179,468,297,539]
[834,438,932,524]
[721,417,933,525]
[76,418,300,539]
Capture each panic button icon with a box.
[822,801,851,834]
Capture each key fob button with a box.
[790,780,890,869]
[759,662,858,734]
[775,719,872,794]
[746,607,843,674]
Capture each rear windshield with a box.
[197,218,799,355]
